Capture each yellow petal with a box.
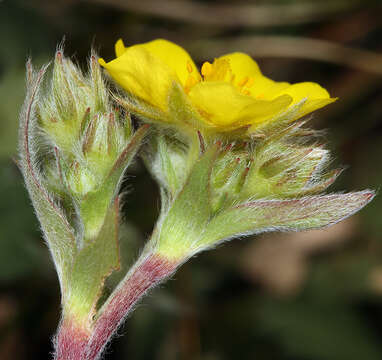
[218,52,262,79]
[218,52,289,98]
[274,82,337,119]
[188,81,292,128]
[250,77,291,100]
[100,45,178,112]
[276,82,329,104]
[140,39,200,85]
[294,97,337,119]
[115,38,126,58]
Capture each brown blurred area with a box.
[1,0,382,359]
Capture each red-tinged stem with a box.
[54,317,91,360]
[83,252,178,360]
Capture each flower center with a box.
[184,59,255,96]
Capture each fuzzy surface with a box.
[54,252,177,360]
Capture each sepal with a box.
[18,62,77,298]
[156,143,220,259]
[76,123,149,241]
[198,191,375,249]
[142,130,197,200]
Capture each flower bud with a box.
[144,122,371,261]
[19,50,148,330]
[36,51,146,240]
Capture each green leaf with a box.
[67,197,120,319]
[18,63,77,298]
[199,191,375,247]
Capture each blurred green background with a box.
[1,0,382,359]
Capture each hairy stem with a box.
[85,251,178,360]
[54,251,178,360]
[54,317,92,360]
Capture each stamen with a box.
[237,76,249,87]
[242,90,251,96]
[246,77,254,88]
[184,76,198,93]
[201,62,213,77]
[186,61,193,74]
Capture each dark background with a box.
[1,0,382,359]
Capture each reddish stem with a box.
[54,317,91,360]
[84,252,178,360]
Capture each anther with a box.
[237,76,249,87]
[246,77,254,88]
[201,62,213,77]
[186,61,193,74]
[184,76,198,93]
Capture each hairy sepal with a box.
[18,62,77,298]
[199,191,375,248]
[156,143,220,259]
[79,124,150,242]
[142,131,193,200]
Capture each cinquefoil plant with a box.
[18,40,374,360]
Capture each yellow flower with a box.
[99,39,336,133]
